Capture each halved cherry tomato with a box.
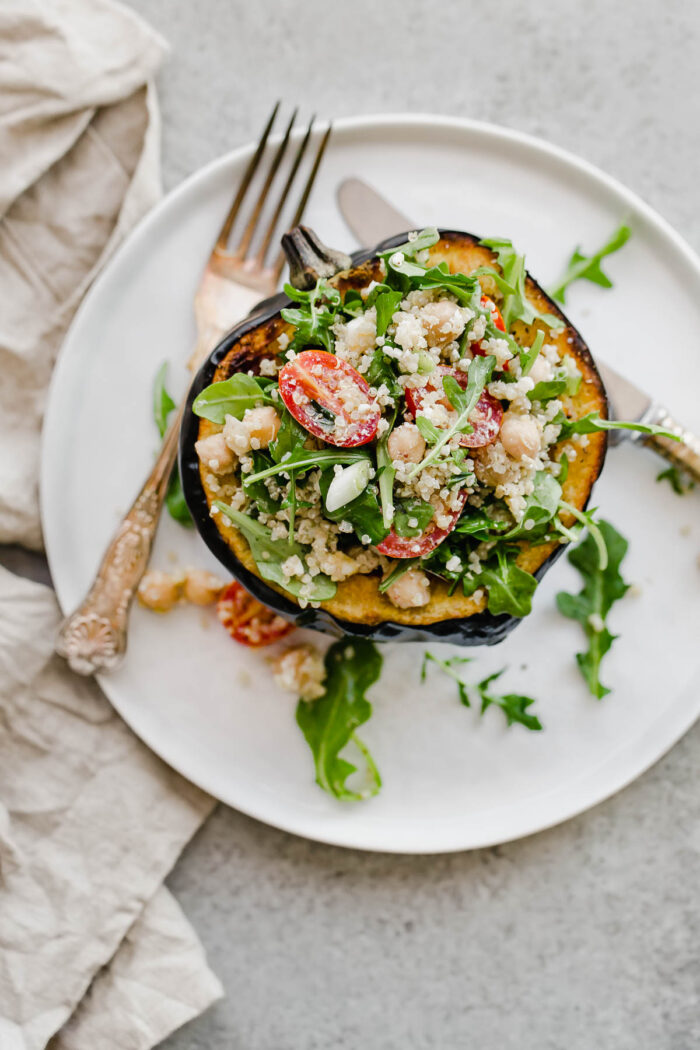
[404,365,503,449]
[278,350,381,447]
[217,581,294,647]
[472,296,508,368]
[376,489,469,559]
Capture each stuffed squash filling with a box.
[189,228,610,626]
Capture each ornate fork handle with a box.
[640,404,700,484]
[56,403,184,675]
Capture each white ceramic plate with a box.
[42,115,700,854]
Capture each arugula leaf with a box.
[376,412,396,528]
[244,451,282,515]
[550,224,631,304]
[318,470,388,545]
[475,670,543,730]
[244,447,369,485]
[296,638,383,801]
[394,498,434,538]
[269,411,307,463]
[364,347,402,401]
[281,279,341,352]
[152,363,192,527]
[555,411,682,443]
[377,558,419,594]
[656,465,695,495]
[153,362,176,439]
[421,653,542,730]
[407,355,495,478]
[415,415,442,446]
[481,548,538,617]
[556,519,629,698]
[374,290,404,336]
[379,227,440,260]
[520,329,545,377]
[193,374,273,424]
[480,237,562,330]
[454,509,509,539]
[214,503,336,602]
[504,472,561,539]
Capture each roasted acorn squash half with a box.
[180,229,607,644]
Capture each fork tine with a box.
[271,123,332,282]
[254,115,315,267]
[215,101,280,252]
[231,108,298,261]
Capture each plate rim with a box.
[41,112,700,854]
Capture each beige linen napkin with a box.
[0,2,222,1048]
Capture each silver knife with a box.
[337,177,700,482]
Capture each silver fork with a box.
[56,104,331,676]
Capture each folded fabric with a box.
[0,2,223,1047]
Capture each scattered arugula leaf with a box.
[377,558,418,594]
[376,411,396,528]
[504,472,561,539]
[153,362,176,439]
[656,464,695,495]
[520,329,545,377]
[244,447,369,485]
[415,415,442,446]
[193,373,273,424]
[421,653,542,730]
[394,498,434,538]
[296,638,383,801]
[407,355,496,478]
[214,503,336,602]
[281,279,341,352]
[480,237,562,330]
[550,224,631,304]
[374,290,404,336]
[152,362,192,527]
[556,520,630,699]
[481,549,538,618]
[364,347,402,401]
[555,411,682,443]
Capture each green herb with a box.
[454,509,509,540]
[557,501,608,570]
[421,653,542,731]
[153,362,176,439]
[379,227,440,260]
[415,416,442,446]
[377,558,418,594]
[504,472,561,539]
[376,412,396,528]
[656,465,695,495]
[281,279,341,352]
[394,498,434,538]
[474,670,543,730]
[214,503,335,602]
[550,224,631,304]
[192,373,273,424]
[244,452,282,515]
[244,447,369,485]
[318,471,388,546]
[364,347,402,401]
[374,290,404,336]
[556,519,629,699]
[296,638,383,801]
[481,548,538,618]
[555,411,682,443]
[480,237,562,330]
[408,355,495,478]
[268,412,308,535]
[152,362,192,527]
[520,329,545,377]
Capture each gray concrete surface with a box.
[53,0,700,1046]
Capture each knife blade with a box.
[335,176,686,455]
[337,177,413,245]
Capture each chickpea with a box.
[137,570,183,613]
[223,415,252,456]
[386,568,431,610]
[195,432,235,474]
[273,644,326,700]
[420,299,466,347]
[243,406,280,449]
[387,422,426,464]
[183,568,225,606]
[500,412,541,460]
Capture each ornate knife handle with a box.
[640,404,700,484]
[56,403,183,675]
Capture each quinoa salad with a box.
[191,228,608,622]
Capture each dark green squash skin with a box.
[179,231,607,646]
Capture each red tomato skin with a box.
[376,489,469,559]
[404,366,502,449]
[278,350,380,447]
[217,581,294,647]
